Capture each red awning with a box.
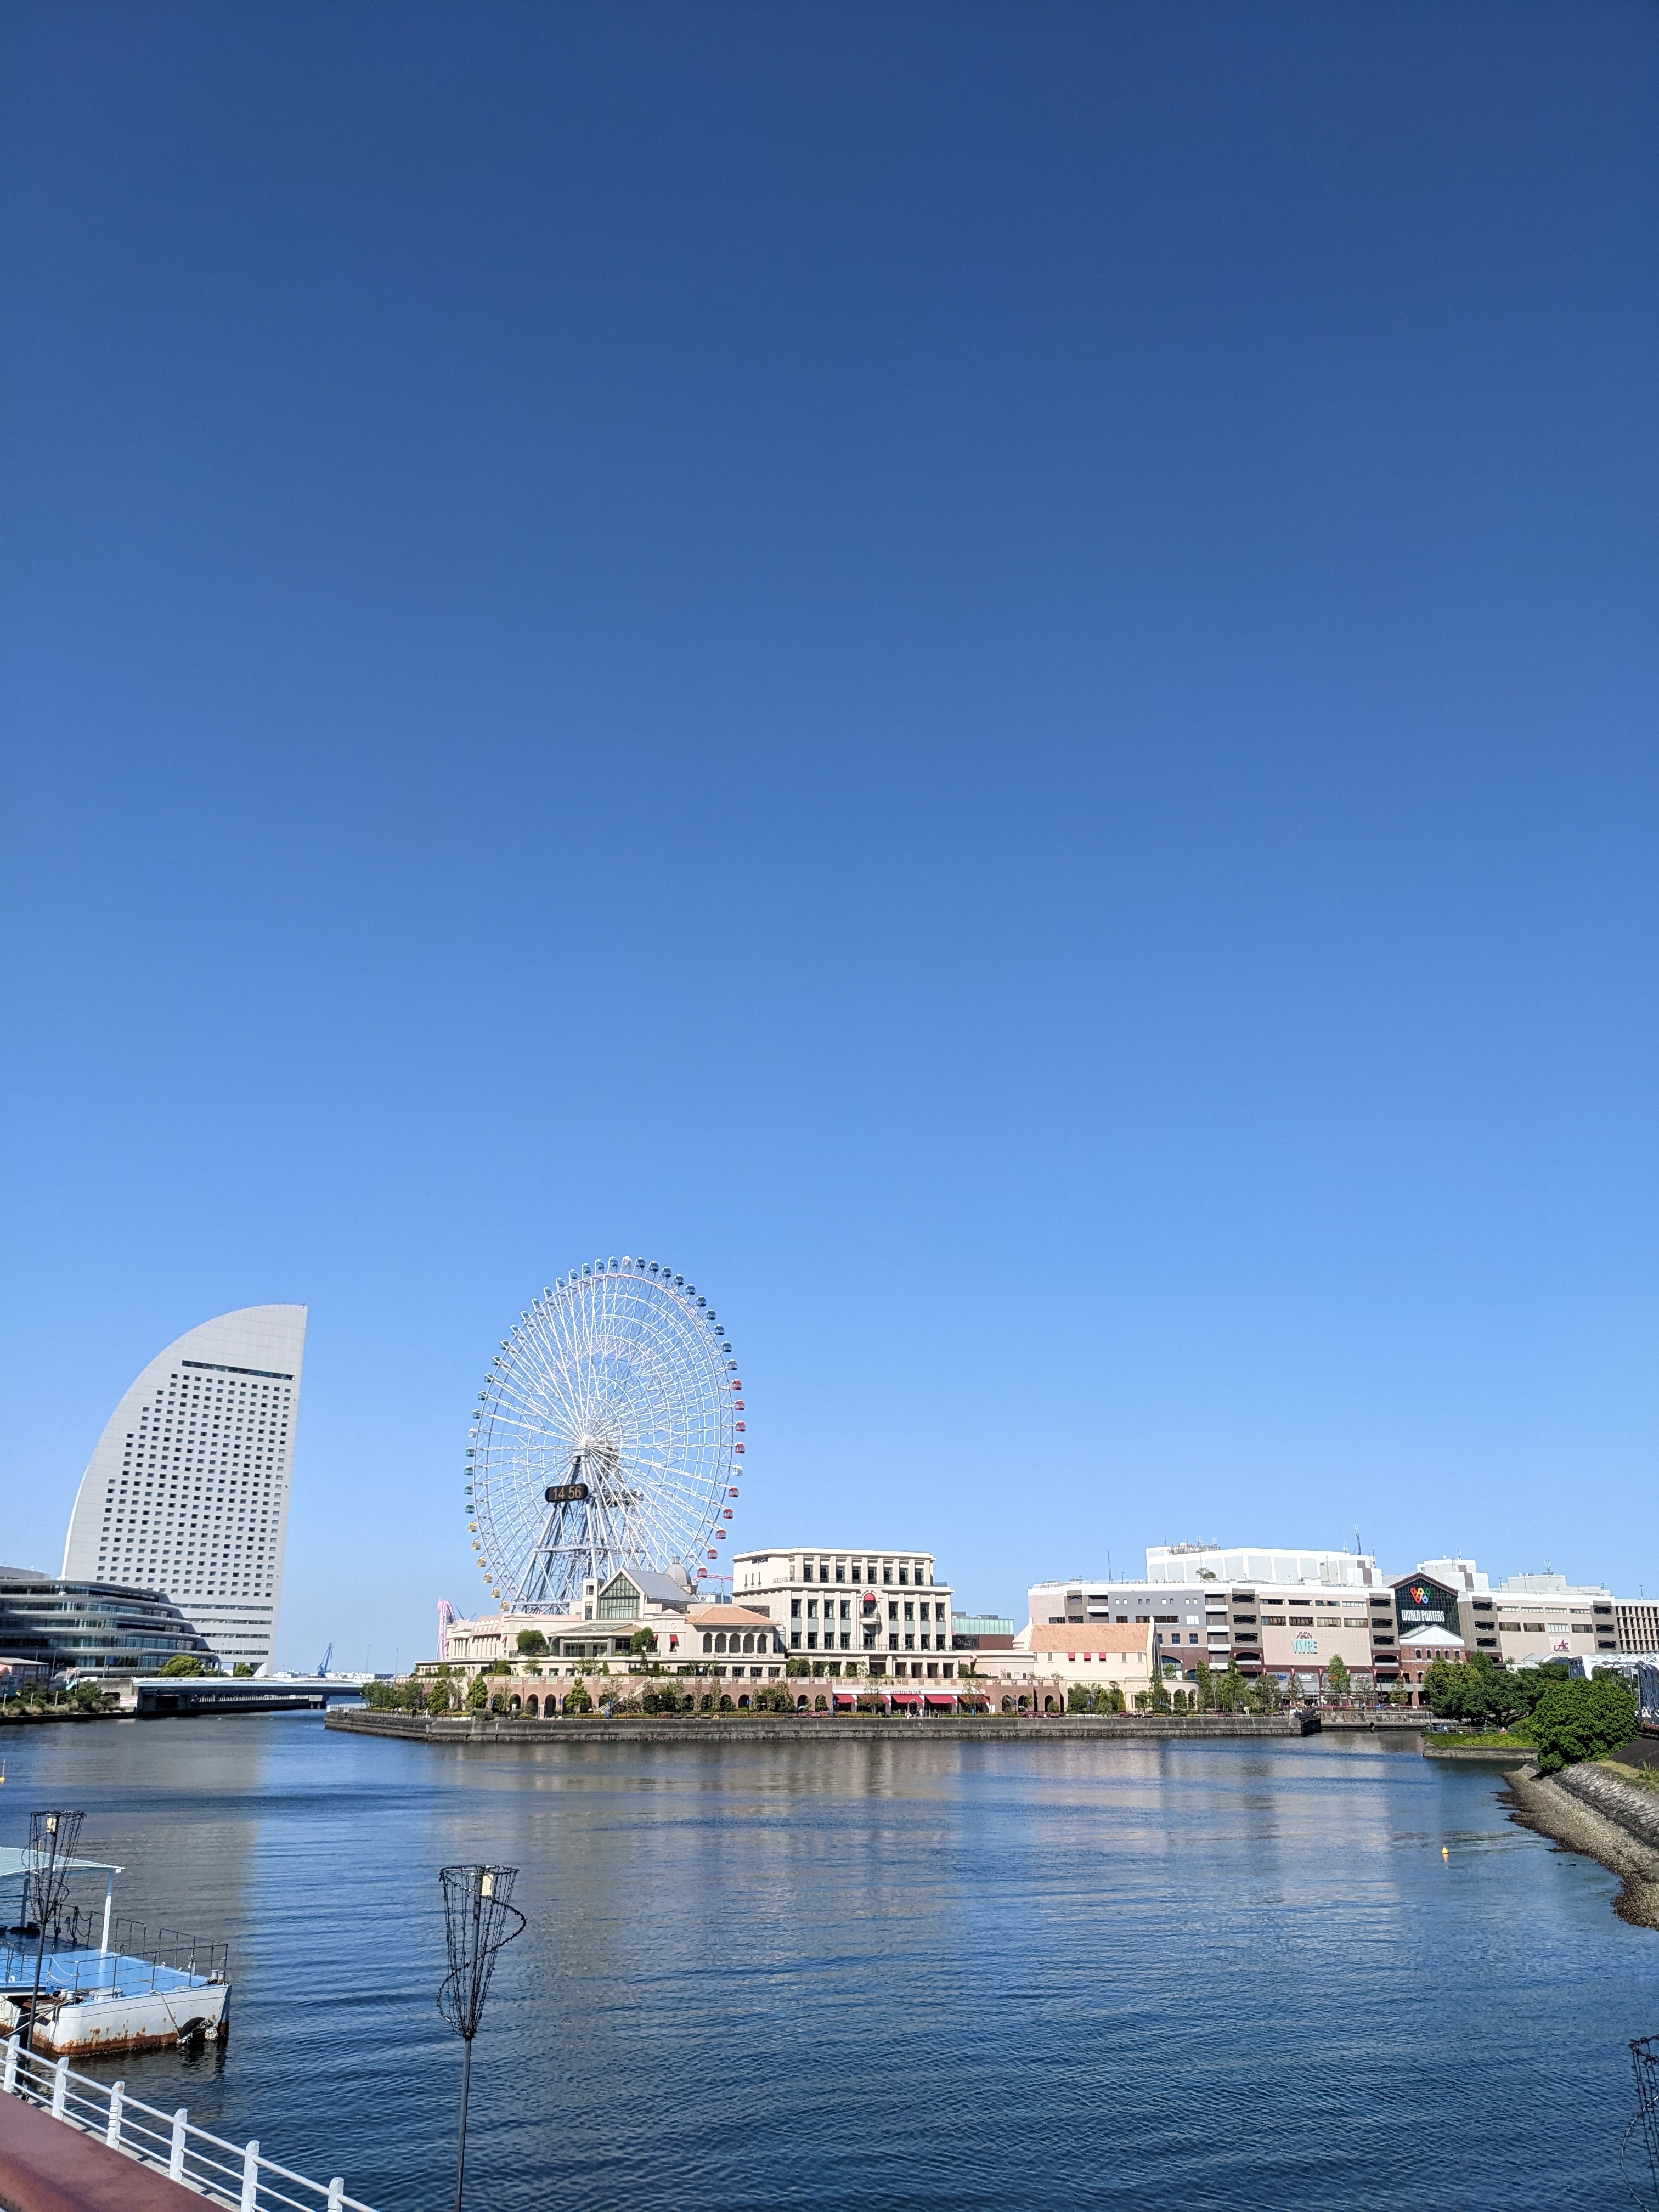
[926,1694,955,1706]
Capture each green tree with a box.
[1531,1674,1638,1775]
[1193,1657,1213,1712]
[564,1680,592,1714]
[1068,1683,1092,1713]
[785,1656,810,1677]
[1217,1658,1247,1713]
[629,1627,657,1657]
[426,1677,453,1714]
[232,1662,255,1678]
[359,1679,397,1709]
[516,1629,549,1657]
[465,1672,489,1711]
[1421,1657,1465,1717]
[159,1653,206,1677]
[1325,1655,1352,1705]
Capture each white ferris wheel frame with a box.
[465,1256,744,1614]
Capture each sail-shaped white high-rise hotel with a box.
[61,1305,307,1674]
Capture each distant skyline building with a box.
[61,1305,307,1673]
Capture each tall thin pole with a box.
[438,1860,523,2212]
[453,2035,473,2212]
[21,1813,69,2056]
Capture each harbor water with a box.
[0,1717,1650,2210]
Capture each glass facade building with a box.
[0,1567,213,1677]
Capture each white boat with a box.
[0,1845,230,2055]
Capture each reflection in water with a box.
[0,1719,1647,2210]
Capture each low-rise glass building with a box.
[0,1568,213,1678]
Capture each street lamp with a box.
[437,1863,524,2212]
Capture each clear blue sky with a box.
[3,2,1655,1670]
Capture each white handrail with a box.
[0,2034,376,2212]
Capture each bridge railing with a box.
[1,2034,375,2211]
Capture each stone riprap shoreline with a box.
[1506,1759,1659,1929]
[327,1707,1320,1747]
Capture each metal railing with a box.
[0,1912,226,1997]
[1,2034,375,2212]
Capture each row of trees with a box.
[3,1677,110,1713]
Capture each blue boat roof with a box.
[2,1946,214,1995]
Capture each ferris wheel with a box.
[464,1256,746,1613]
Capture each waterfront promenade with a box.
[329,1706,1320,1746]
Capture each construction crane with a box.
[315,1642,333,1678]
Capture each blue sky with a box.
[3,1,1655,1669]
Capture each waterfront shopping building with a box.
[1029,1545,1637,1702]
[60,1305,307,1674]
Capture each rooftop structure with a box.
[1143,1543,1383,1588]
[61,1305,306,1674]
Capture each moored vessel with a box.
[0,1840,229,2055]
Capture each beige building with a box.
[730,1545,956,1682]
[1014,1621,1158,1697]
[437,1570,785,1680]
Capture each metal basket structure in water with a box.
[1625,2036,1659,2209]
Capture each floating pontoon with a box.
[0,1848,229,2055]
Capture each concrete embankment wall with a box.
[327,1708,1318,1746]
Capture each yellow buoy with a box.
[1441,1845,1449,1860]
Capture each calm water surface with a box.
[1,1718,1649,2210]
